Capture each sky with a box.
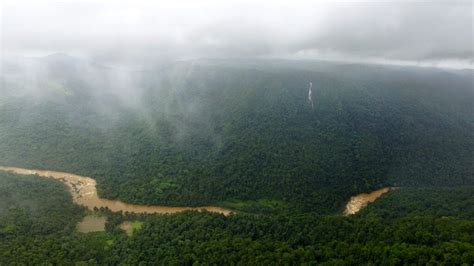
[1,0,473,68]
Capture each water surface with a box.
[343,187,391,215]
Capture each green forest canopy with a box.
[1,58,472,213]
[0,171,473,264]
[0,58,473,263]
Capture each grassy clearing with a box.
[120,220,144,236]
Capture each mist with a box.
[0,0,472,149]
[1,0,472,69]
[1,1,474,264]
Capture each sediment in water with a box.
[343,187,391,215]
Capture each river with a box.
[343,187,391,215]
[1,166,389,216]
[0,166,232,216]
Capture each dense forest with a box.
[1,171,473,264]
[1,57,473,263]
[0,56,473,213]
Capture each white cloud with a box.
[1,0,472,68]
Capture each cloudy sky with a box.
[1,0,473,68]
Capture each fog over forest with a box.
[0,0,473,264]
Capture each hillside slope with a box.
[1,56,473,213]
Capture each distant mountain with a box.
[0,56,473,213]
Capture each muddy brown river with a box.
[343,187,391,215]
[0,166,232,216]
[0,166,389,216]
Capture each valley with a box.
[1,58,473,264]
[1,0,473,263]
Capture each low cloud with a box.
[1,0,472,68]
